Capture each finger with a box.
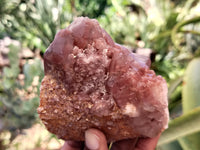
[134,134,161,150]
[61,141,84,150]
[111,139,138,150]
[85,129,108,150]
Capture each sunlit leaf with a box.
[158,107,200,146]
[179,58,200,150]
[23,58,43,87]
[168,76,183,98]
[157,140,182,150]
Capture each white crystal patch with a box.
[122,103,139,117]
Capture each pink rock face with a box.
[38,17,169,142]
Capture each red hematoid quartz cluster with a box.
[38,17,169,142]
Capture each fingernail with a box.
[85,130,99,150]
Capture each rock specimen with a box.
[38,17,169,142]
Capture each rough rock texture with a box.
[38,17,169,142]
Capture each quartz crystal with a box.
[38,17,169,142]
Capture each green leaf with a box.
[157,140,182,150]
[179,58,200,150]
[158,106,200,146]
[8,44,20,65]
[3,66,20,78]
[182,58,200,112]
[168,76,183,98]
[0,101,3,107]
[2,77,15,89]
[178,134,200,150]
[171,16,200,51]
[111,0,126,17]
[3,67,14,78]
[23,58,43,87]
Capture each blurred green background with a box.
[0,0,200,149]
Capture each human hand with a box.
[61,129,161,150]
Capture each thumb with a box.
[85,129,108,150]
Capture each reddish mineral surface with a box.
[38,17,169,142]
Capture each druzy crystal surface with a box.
[38,17,169,142]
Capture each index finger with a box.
[134,133,161,150]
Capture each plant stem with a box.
[171,16,200,51]
[108,142,113,150]
[179,29,200,36]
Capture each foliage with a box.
[158,106,200,146]
[0,0,200,149]
[0,0,109,52]
[178,58,200,150]
[0,43,44,146]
